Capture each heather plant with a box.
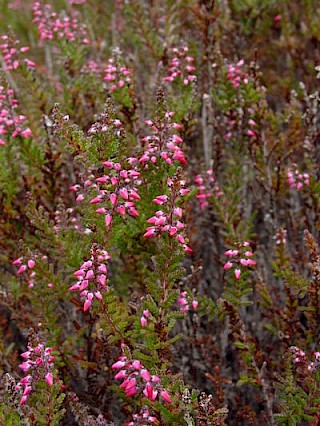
[1,1,320,425]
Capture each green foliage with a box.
[27,381,66,426]
[1,0,320,423]
[275,353,320,425]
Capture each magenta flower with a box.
[140,309,150,327]
[0,34,35,71]
[112,355,172,404]
[160,389,172,403]
[226,59,249,88]
[12,254,43,288]
[139,112,187,167]
[195,169,223,209]
[103,57,131,92]
[127,407,158,425]
[177,290,198,313]
[16,341,56,405]
[163,45,197,85]
[71,159,141,229]
[45,372,54,386]
[234,269,241,280]
[144,177,192,253]
[287,166,310,190]
[0,85,32,146]
[69,245,110,312]
[223,242,256,279]
[32,1,90,44]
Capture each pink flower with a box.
[32,1,90,44]
[112,355,171,405]
[153,195,168,205]
[17,341,56,405]
[105,214,112,227]
[140,369,151,381]
[160,389,172,403]
[224,261,233,270]
[132,360,141,370]
[27,259,35,269]
[90,196,102,204]
[223,242,256,278]
[140,316,147,327]
[143,384,158,401]
[119,187,129,200]
[144,177,191,251]
[70,246,110,311]
[76,194,85,202]
[125,386,138,397]
[112,360,126,369]
[20,395,27,405]
[83,298,92,312]
[17,265,27,274]
[274,15,281,23]
[163,46,196,85]
[144,228,157,238]
[224,249,239,257]
[114,370,126,380]
[234,269,241,280]
[45,372,53,386]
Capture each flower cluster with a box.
[70,172,96,202]
[13,255,37,288]
[287,167,310,190]
[273,227,287,246]
[53,206,86,235]
[87,116,122,135]
[104,57,131,92]
[177,291,198,313]
[16,341,55,405]
[290,346,320,372]
[144,176,192,253]
[194,169,223,209]
[8,0,24,9]
[308,351,320,372]
[70,158,141,228]
[139,112,186,166]
[163,46,196,85]
[127,406,158,425]
[81,59,104,75]
[32,1,90,44]
[226,59,249,88]
[140,309,150,327]
[0,34,35,71]
[112,356,172,403]
[69,245,110,312]
[223,241,256,280]
[246,118,257,138]
[13,254,54,289]
[92,160,141,227]
[0,85,32,146]
[224,115,257,141]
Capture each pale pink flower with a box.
[234,269,241,280]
